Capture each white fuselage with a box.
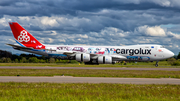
[43,44,174,61]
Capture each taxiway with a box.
[0,76,180,84]
[0,66,180,71]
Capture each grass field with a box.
[0,82,179,101]
[0,61,179,68]
[0,62,179,101]
[0,69,180,78]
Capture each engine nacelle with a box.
[98,56,112,64]
[76,54,82,62]
[75,53,90,62]
[83,53,90,62]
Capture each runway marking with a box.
[0,76,180,84]
[0,66,180,71]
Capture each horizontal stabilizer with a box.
[6,44,33,50]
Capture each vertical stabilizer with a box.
[9,22,45,49]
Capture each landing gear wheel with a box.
[155,61,159,67]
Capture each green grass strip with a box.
[0,82,179,101]
[0,69,180,78]
[1,62,180,68]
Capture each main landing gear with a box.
[155,61,159,67]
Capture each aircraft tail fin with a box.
[9,22,45,49]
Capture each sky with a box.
[1,0,180,55]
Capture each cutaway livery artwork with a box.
[7,22,174,66]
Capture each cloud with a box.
[149,0,180,7]
[41,17,59,27]
[135,25,180,40]
[136,25,166,36]
[1,0,180,55]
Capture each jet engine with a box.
[75,53,90,62]
[98,56,112,64]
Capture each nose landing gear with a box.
[155,61,158,67]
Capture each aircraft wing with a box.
[63,51,127,60]
[7,44,127,61]
[110,55,127,61]
[63,51,77,56]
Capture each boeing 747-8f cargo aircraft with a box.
[7,22,174,66]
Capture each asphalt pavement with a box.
[0,76,179,84]
[0,66,180,71]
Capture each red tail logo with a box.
[18,30,30,42]
[9,22,45,49]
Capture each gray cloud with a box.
[0,0,180,55]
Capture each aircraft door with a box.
[155,46,158,50]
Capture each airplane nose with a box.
[165,49,174,58]
[169,51,174,57]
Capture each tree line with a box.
[0,50,78,63]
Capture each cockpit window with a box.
[160,46,164,48]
